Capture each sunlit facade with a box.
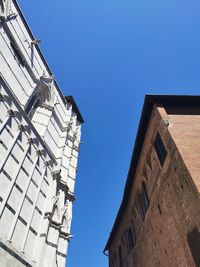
[0,1,83,266]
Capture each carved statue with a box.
[35,75,54,103]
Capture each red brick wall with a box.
[108,105,200,267]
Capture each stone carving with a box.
[35,75,54,104]
[52,190,61,223]
[0,1,5,16]
[0,0,11,18]
[61,203,68,228]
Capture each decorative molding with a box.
[0,0,11,19]
[51,170,61,180]
[39,102,54,111]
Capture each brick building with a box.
[0,0,83,266]
[104,95,200,267]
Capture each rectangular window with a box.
[187,227,200,267]
[137,182,149,220]
[141,182,149,215]
[129,222,136,251]
[154,133,167,166]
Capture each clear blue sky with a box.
[18,0,200,266]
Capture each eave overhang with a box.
[65,96,84,124]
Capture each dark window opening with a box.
[126,222,136,253]
[137,182,149,220]
[154,133,167,166]
[187,227,200,267]
[10,42,25,67]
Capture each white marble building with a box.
[0,0,83,266]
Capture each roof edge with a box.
[65,96,84,123]
[13,0,69,108]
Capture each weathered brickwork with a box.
[105,96,200,267]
